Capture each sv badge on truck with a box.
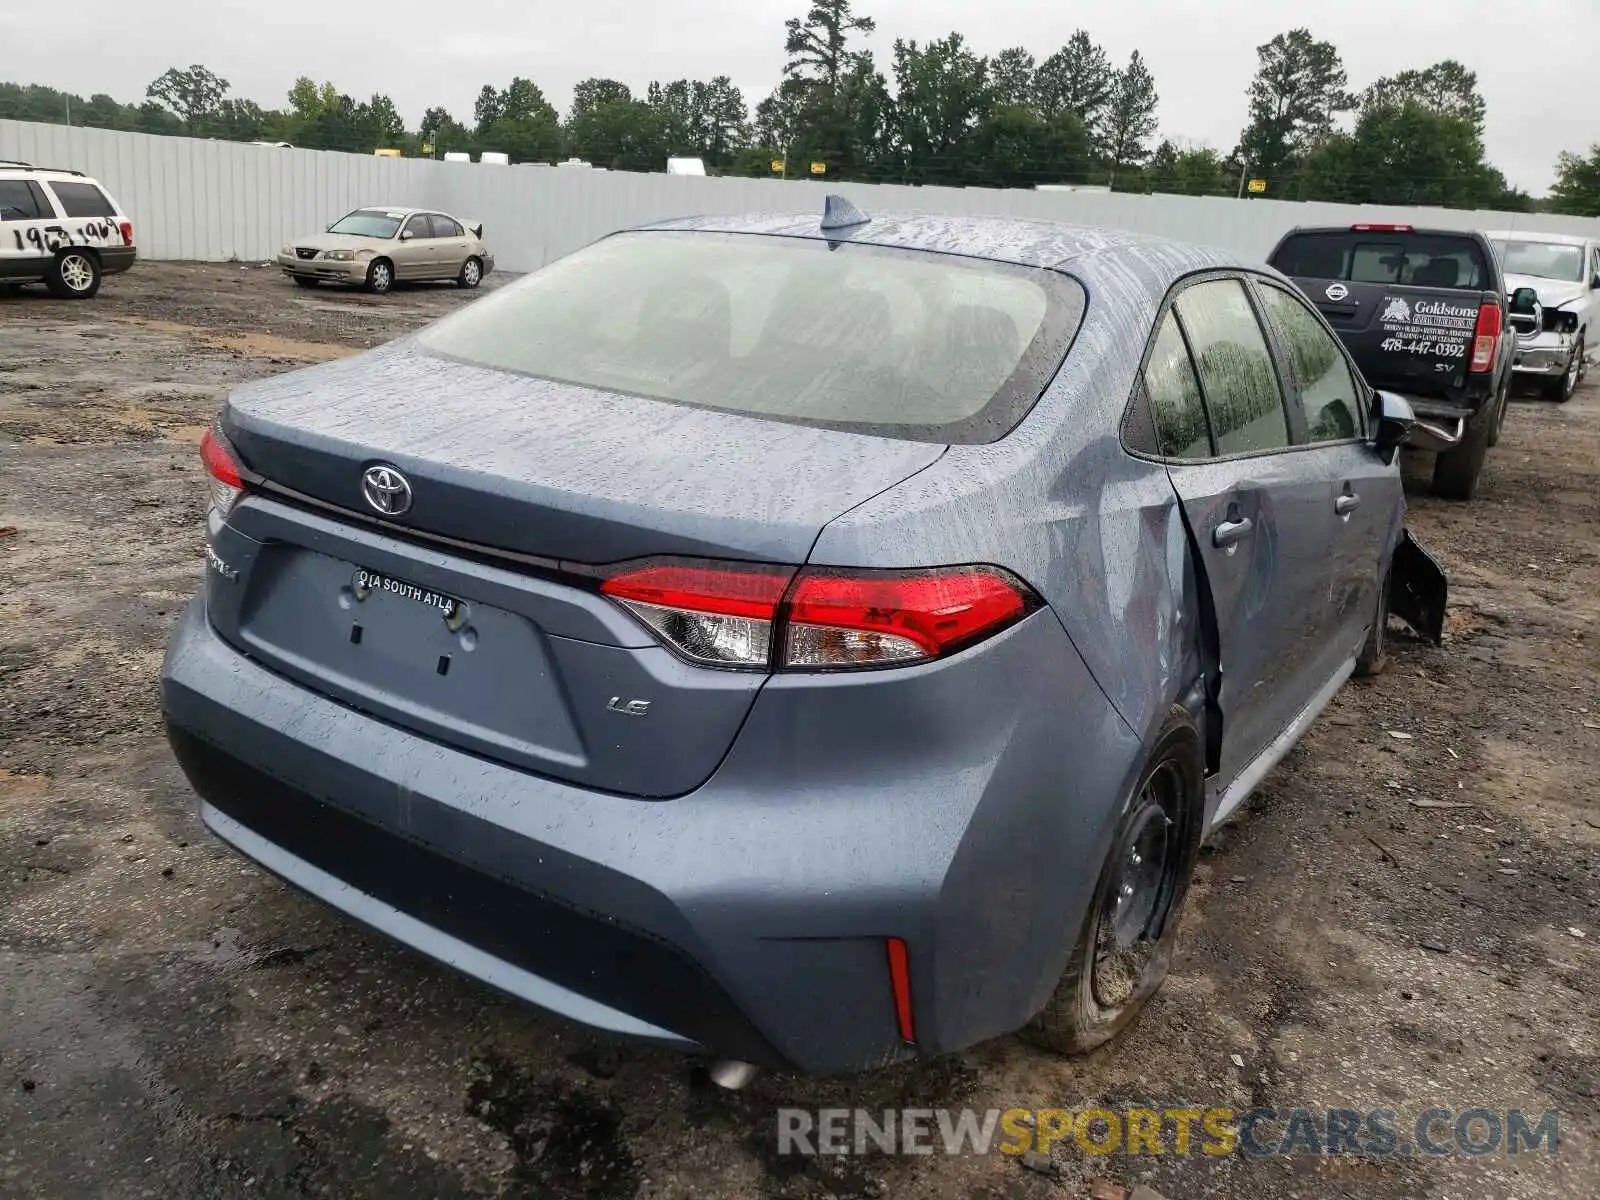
[606,697,652,718]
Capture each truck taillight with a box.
[1351,223,1413,233]
[1471,302,1502,373]
[200,426,245,514]
[599,561,1039,671]
[118,221,133,247]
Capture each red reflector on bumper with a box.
[886,937,915,1043]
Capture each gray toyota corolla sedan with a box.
[162,198,1446,1077]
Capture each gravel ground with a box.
[1,263,1596,1200]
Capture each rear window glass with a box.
[417,231,1085,444]
[1272,232,1489,290]
[47,180,116,218]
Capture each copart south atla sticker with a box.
[1378,295,1477,358]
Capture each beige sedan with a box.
[276,207,494,294]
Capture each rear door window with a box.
[417,231,1086,444]
[429,214,463,238]
[45,180,117,218]
[1142,312,1211,459]
[1175,279,1291,456]
[1272,231,1489,290]
[1257,284,1365,441]
[0,179,49,220]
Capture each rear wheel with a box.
[363,258,394,295]
[46,250,101,299]
[1023,708,1204,1055]
[457,257,483,289]
[1432,419,1490,501]
[1544,336,1584,403]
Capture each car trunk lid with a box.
[208,343,944,797]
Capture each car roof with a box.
[632,209,1242,302]
[0,162,100,183]
[1284,225,1485,239]
[1483,229,1590,246]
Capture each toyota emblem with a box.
[361,464,413,516]
[1325,282,1350,302]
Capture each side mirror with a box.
[1591,274,1600,291]
[1371,390,1415,466]
[1509,287,1539,316]
[399,230,413,241]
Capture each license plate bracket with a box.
[352,568,467,630]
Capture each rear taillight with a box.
[118,221,133,247]
[1351,223,1413,233]
[1471,302,1502,373]
[600,559,1038,672]
[200,426,245,514]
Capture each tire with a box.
[1432,419,1490,501]
[1354,570,1390,678]
[1486,375,1510,449]
[292,276,319,289]
[457,257,483,289]
[1023,707,1205,1055]
[45,250,101,299]
[363,258,394,295]
[1543,337,1583,403]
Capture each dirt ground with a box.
[1,262,1596,1200]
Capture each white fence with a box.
[7,118,1600,274]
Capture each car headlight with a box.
[321,249,355,261]
[279,244,291,256]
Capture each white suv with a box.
[0,161,136,298]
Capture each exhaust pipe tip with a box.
[707,1059,761,1091]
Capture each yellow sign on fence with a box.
[1247,178,1268,194]
[771,159,786,174]
[810,162,827,175]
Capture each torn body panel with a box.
[1389,528,1448,646]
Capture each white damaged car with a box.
[1489,231,1600,402]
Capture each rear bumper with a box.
[161,596,1138,1075]
[100,246,137,276]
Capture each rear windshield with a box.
[327,209,404,238]
[417,231,1085,443]
[1271,231,1490,291]
[1492,239,1586,283]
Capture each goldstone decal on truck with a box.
[1379,296,1478,358]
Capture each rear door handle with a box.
[1213,517,1254,548]
[1335,493,1361,516]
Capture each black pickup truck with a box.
[1268,224,1516,500]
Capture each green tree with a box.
[567,97,668,170]
[1103,51,1159,181]
[1235,30,1353,192]
[989,47,1036,111]
[420,106,469,154]
[146,64,231,129]
[1035,31,1114,150]
[1362,60,1485,132]
[1343,99,1497,208]
[473,78,563,162]
[1148,140,1234,196]
[1549,146,1600,216]
[571,78,633,118]
[891,32,990,184]
[784,0,876,91]
[970,106,1090,188]
[357,93,406,149]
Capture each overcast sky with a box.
[5,0,1595,194]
